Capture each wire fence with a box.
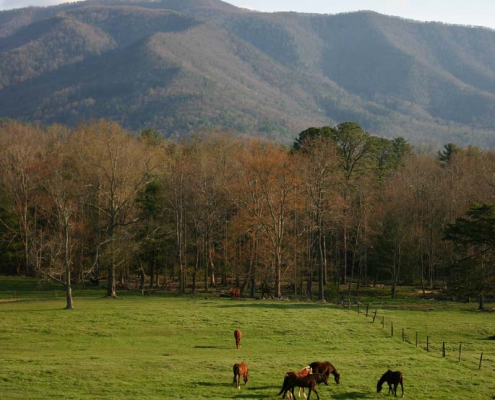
[348,302,495,373]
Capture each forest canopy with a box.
[0,119,494,309]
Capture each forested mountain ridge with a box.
[2,0,495,147]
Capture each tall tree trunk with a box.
[318,230,325,301]
[478,294,484,310]
[107,264,117,297]
[63,220,74,310]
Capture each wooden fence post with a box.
[372,310,377,323]
[458,343,462,362]
[442,342,445,357]
[479,352,483,369]
[391,322,394,337]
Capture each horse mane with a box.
[379,369,392,383]
[378,369,393,385]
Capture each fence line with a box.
[347,303,492,371]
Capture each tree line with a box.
[0,119,493,309]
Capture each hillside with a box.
[1,0,495,147]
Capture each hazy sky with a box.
[1,0,494,30]
[228,0,495,29]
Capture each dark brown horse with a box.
[233,362,249,389]
[309,361,340,384]
[278,373,328,400]
[278,366,312,399]
[377,370,404,398]
[234,329,242,349]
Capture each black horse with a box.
[377,370,404,398]
[278,373,328,400]
[309,361,341,384]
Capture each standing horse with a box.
[277,366,312,399]
[229,287,240,299]
[234,329,242,349]
[309,361,341,384]
[233,362,249,389]
[377,370,404,398]
[278,373,328,400]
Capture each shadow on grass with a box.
[232,386,279,398]
[217,302,336,310]
[332,391,372,398]
[197,382,279,397]
[196,382,278,391]
[197,381,226,387]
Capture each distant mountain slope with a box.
[1,0,495,147]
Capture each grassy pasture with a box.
[0,278,494,399]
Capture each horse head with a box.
[334,372,340,384]
[300,366,312,376]
[377,370,392,392]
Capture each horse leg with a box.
[308,386,320,400]
[400,381,404,398]
[298,386,307,399]
[393,383,398,397]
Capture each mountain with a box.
[1,0,495,147]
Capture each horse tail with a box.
[233,364,241,387]
[277,376,288,395]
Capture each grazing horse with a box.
[233,362,249,389]
[377,370,404,398]
[234,329,242,349]
[229,287,240,299]
[278,373,328,400]
[278,366,312,399]
[309,361,341,384]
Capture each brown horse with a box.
[309,361,340,384]
[233,362,249,389]
[234,329,242,349]
[377,370,404,398]
[278,366,312,399]
[278,373,328,400]
[229,287,240,299]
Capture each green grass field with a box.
[0,277,494,399]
